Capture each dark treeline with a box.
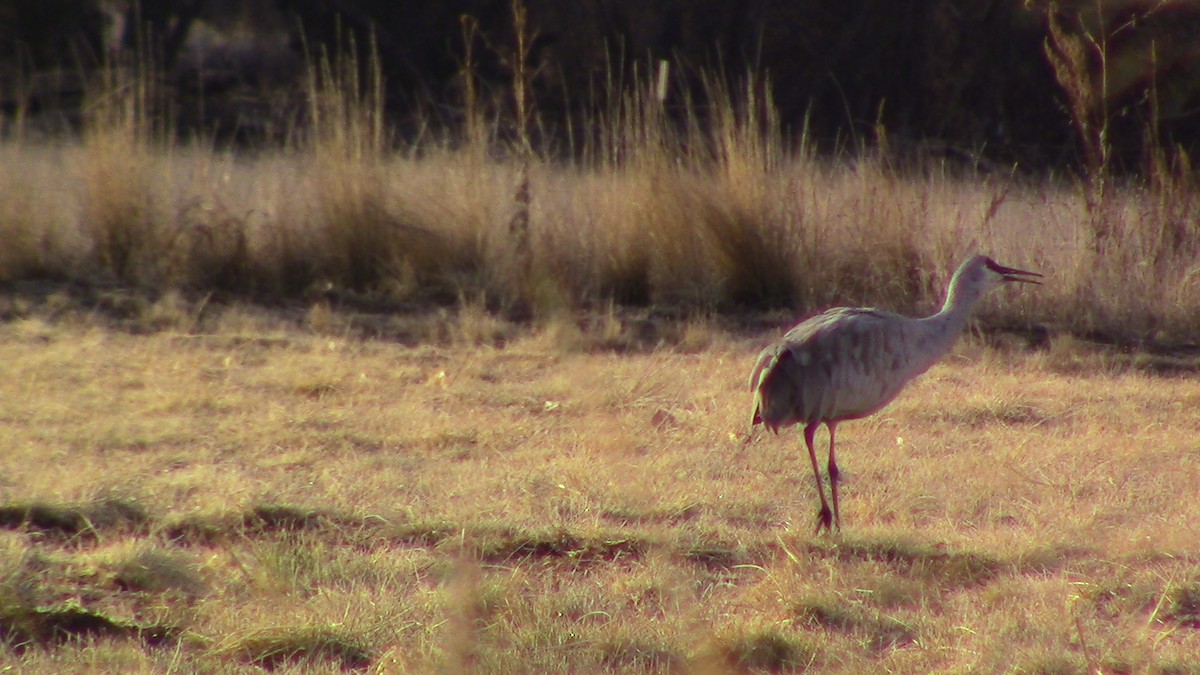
[3,0,1200,174]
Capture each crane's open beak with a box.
[988,260,1043,285]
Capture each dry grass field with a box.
[3,54,1200,350]
[1,299,1199,673]
[3,53,1200,672]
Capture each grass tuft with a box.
[244,504,338,532]
[176,203,255,294]
[0,146,74,282]
[682,541,749,570]
[159,513,238,545]
[0,593,174,649]
[484,530,647,564]
[386,518,651,564]
[0,496,149,538]
[713,625,818,672]
[600,635,684,672]
[78,60,170,287]
[114,547,206,597]
[1163,583,1200,628]
[0,504,91,535]
[226,625,374,670]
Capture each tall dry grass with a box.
[77,53,179,288]
[0,46,1198,345]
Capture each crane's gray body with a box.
[750,306,958,432]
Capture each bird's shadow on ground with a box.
[779,531,1004,590]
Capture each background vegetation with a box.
[1,1,1198,346]
[2,44,1200,350]
[4,1,1200,170]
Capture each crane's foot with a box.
[814,506,834,534]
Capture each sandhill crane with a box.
[749,255,1041,533]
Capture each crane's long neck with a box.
[914,271,983,361]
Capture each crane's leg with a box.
[804,422,833,533]
[826,422,840,531]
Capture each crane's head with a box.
[948,255,1042,306]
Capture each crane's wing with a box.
[750,308,920,431]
